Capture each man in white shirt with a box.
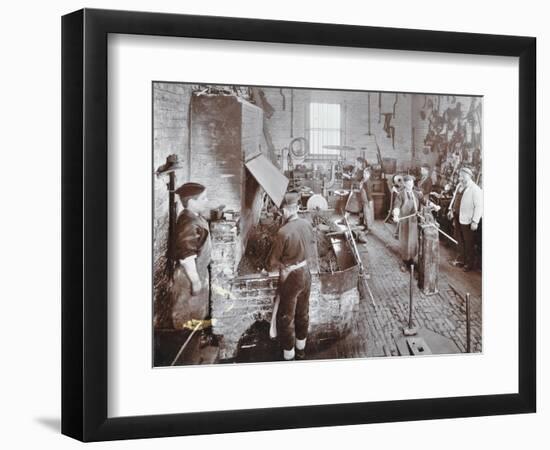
[447,167,483,272]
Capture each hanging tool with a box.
[382,113,396,149]
[343,214,376,307]
[280,88,286,110]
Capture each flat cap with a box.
[459,167,474,178]
[281,191,300,207]
[175,182,206,199]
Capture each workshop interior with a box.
[152,83,483,366]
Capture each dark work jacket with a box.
[171,209,210,261]
[268,217,314,271]
[169,209,211,327]
[417,176,433,197]
[394,189,425,261]
[360,178,375,202]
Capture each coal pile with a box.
[316,229,340,274]
[236,214,343,276]
[237,221,280,275]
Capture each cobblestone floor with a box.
[309,219,482,359]
[160,219,482,365]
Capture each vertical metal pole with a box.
[167,171,176,280]
[408,264,414,329]
[412,126,416,158]
[367,93,371,136]
[290,89,294,138]
[466,292,471,353]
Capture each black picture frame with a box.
[61,8,536,442]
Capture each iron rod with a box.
[170,321,202,366]
[408,264,414,329]
[466,292,471,353]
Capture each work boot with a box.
[295,348,306,360]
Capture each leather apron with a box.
[398,191,419,262]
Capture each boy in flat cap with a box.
[169,182,212,328]
[447,167,483,271]
[268,192,315,361]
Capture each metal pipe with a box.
[170,321,202,366]
[343,214,376,307]
[396,212,418,222]
[412,126,415,158]
[167,171,176,280]
[280,88,286,110]
[367,93,371,135]
[290,89,294,138]
[424,223,459,245]
[466,292,471,353]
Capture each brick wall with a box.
[189,94,243,211]
[153,88,269,328]
[261,89,480,174]
[262,88,413,171]
[189,94,265,255]
[153,82,192,327]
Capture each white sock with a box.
[296,338,307,351]
[283,348,295,360]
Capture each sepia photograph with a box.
[152,82,483,366]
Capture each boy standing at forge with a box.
[169,182,212,329]
[268,192,315,361]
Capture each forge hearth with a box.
[210,213,361,361]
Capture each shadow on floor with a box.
[35,417,60,433]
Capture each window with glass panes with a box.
[307,102,341,156]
